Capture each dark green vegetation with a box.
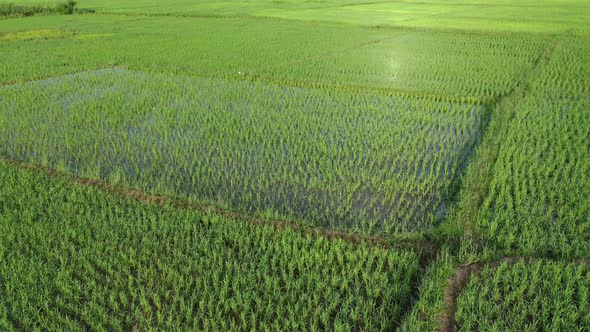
[1,0,589,330]
[0,0,79,17]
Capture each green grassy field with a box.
[1,0,589,330]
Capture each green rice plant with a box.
[0,15,546,103]
[0,1,589,330]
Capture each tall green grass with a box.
[0,0,78,17]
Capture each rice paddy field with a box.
[0,0,589,330]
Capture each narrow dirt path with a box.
[437,257,520,332]
[437,35,562,331]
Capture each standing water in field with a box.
[0,69,483,234]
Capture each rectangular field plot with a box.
[0,69,484,234]
[475,40,590,255]
[0,161,420,331]
[456,260,590,331]
[260,31,547,102]
[258,1,590,34]
[0,15,392,86]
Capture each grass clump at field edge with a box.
[0,0,82,17]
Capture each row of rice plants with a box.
[0,69,483,234]
[0,160,420,331]
[456,260,590,331]
[531,36,590,99]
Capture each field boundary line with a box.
[434,39,561,331]
[236,75,487,104]
[0,156,447,254]
[0,66,125,87]
[453,36,560,237]
[0,64,486,104]
[437,256,590,332]
[245,31,412,75]
[85,11,565,38]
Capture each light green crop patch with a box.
[0,28,76,41]
[73,32,113,40]
[0,28,112,41]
